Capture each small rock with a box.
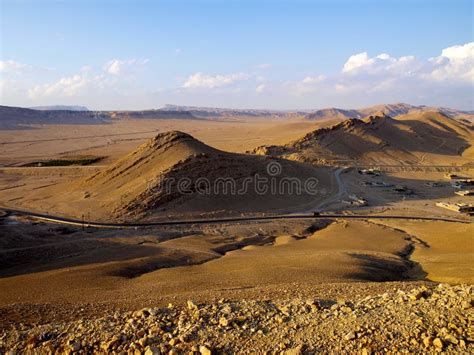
[444,334,458,344]
[68,340,81,352]
[409,287,429,301]
[138,337,148,347]
[134,308,150,318]
[283,345,303,355]
[102,336,121,351]
[278,305,290,316]
[344,331,356,341]
[144,345,161,355]
[26,335,38,349]
[433,338,443,349]
[423,336,432,347]
[199,345,212,355]
[219,317,229,327]
[187,300,198,311]
[169,338,180,346]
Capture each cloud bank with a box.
[1,43,472,110]
[182,72,250,89]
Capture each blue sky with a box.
[1,0,473,110]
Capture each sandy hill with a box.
[252,112,473,165]
[24,131,330,221]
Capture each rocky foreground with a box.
[1,284,472,354]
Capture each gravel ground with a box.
[1,283,472,354]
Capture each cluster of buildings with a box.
[358,168,381,176]
[435,173,474,215]
[445,173,474,189]
[435,202,474,214]
[455,190,474,196]
[361,181,393,187]
[451,179,474,189]
[342,194,368,207]
[356,169,474,215]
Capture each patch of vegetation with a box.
[22,156,105,167]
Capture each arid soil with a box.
[1,284,472,353]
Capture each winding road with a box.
[1,206,469,229]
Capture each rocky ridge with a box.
[1,284,472,353]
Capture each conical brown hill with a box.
[50,131,331,221]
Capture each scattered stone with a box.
[433,338,443,349]
[199,345,212,355]
[187,300,198,311]
[283,345,303,355]
[219,317,229,327]
[344,331,356,341]
[444,334,458,344]
[423,336,432,347]
[1,284,472,353]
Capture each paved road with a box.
[1,207,469,229]
[307,167,347,213]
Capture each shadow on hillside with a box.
[346,252,428,282]
[0,219,279,278]
[0,223,199,278]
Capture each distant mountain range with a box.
[163,103,474,121]
[159,104,304,119]
[303,103,474,121]
[1,103,472,128]
[30,105,90,111]
[0,105,198,128]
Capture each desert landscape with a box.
[1,0,473,353]
[0,102,473,353]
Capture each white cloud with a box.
[341,43,473,86]
[342,52,419,76]
[103,58,149,75]
[28,74,93,98]
[302,75,326,84]
[256,84,266,93]
[182,72,249,89]
[342,52,374,73]
[427,42,474,83]
[28,57,152,99]
[0,60,30,74]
